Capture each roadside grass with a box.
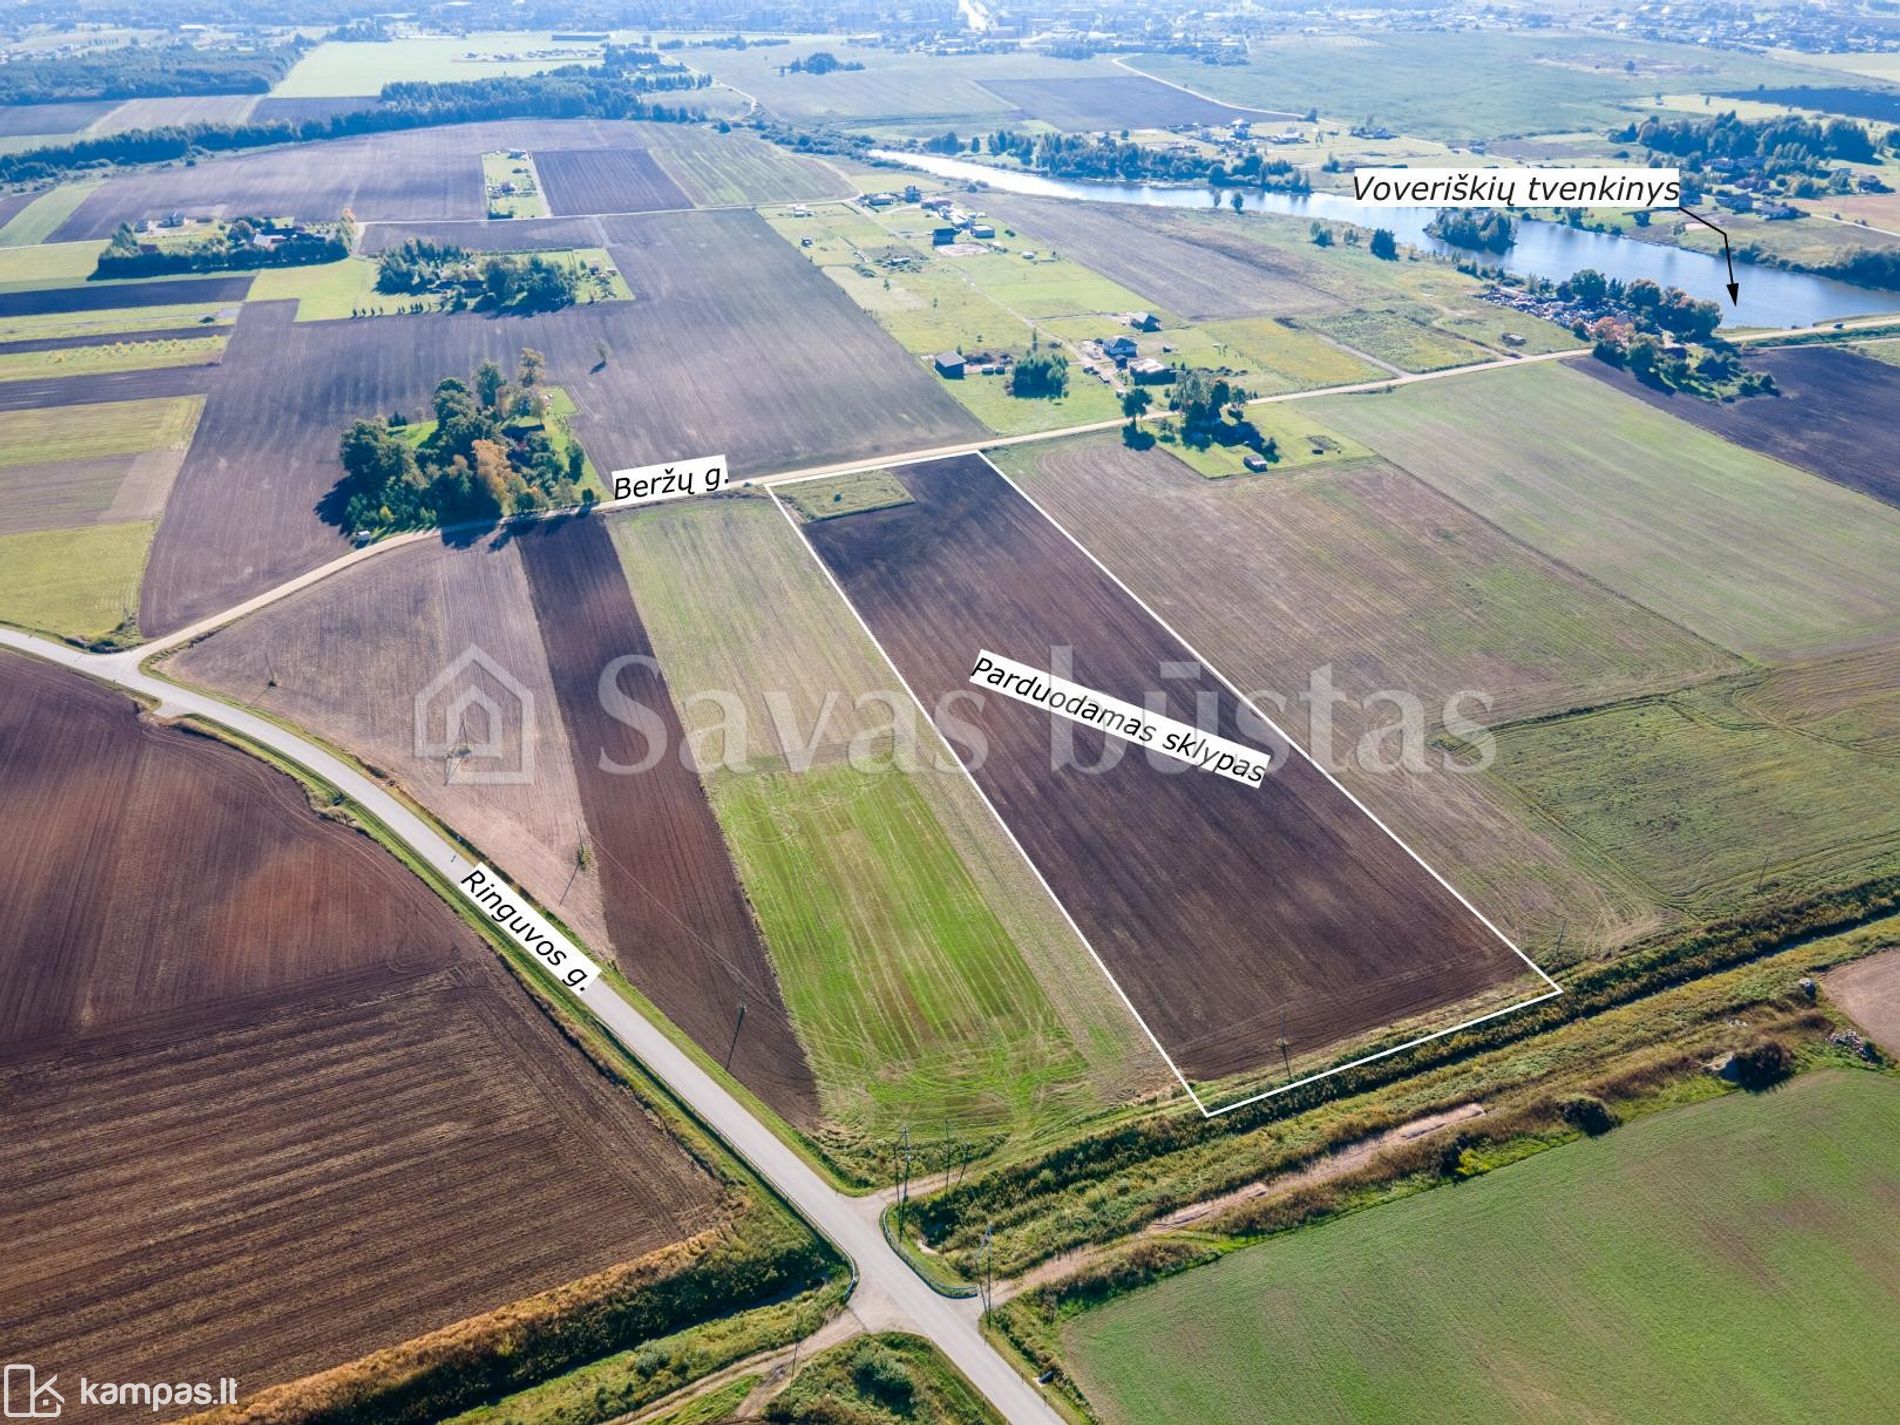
[1062,1070,1900,1425]
[0,302,234,344]
[1314,360,1900,658]
[643,1376,760,1425]
[1489,671,1900,917]
[0,182,103,248]
[0,334,225,382]
[0,393,202,467]
[770,1333,1007,1424]
[440,1283,842,1425]
[781,467,914,521]
[482,149,550,219]
[0,519,152,641]
[0,238,107,287]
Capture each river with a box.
[872,149,1899,329]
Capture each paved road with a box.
[0,624,1064,1424]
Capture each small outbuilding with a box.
[931,226,958,246]
[1130,357,1173,383]
[1131,311,1161,331]
[934,351,966,378]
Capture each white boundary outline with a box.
[770,453,1562,1117]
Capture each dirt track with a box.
[802,455,1532,1085]
[0,651,718,1409]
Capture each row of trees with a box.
[335,348,587,535]
[0,39,304,105]
[1625,110,1881,169]
[0,64,706,184]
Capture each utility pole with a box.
[979,1223,995,1313]
[1277,1007,1292,1083]
[723,1002,746,1071]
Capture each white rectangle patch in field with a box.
[609,453,728,505]
[969,649,1274,789]
[1350,167,1680,208]
[458,863,601,991]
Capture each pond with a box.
[872,149,1900,330]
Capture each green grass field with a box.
[272,34,604,96]
[1152,405,1374,478]
[1066,1070,1900,1424]
[1310,305,1497,373]
[0,335,225,383]
[0,395,202,468]
[781,468,914,521]
[0,183,104,248]
[638,123,849,206]
[609,497,1158,1161]
[1128,32,1838,140]
[0,303,234,344]
[1490,672,1900,915]
[1315,362,1900,659]
[0,239,108,288]
[0,519,153,641]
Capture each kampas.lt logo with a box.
[4,1365,62,1419]
[414,644,536,785]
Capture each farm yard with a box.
[1062,1071,1900,1424]
[1315,361,1900,660]
[1584,345,1900,510]
[0,651,721,1401]
[800,454,1542,1096]
[611,495,1162,1163]
[517,514,821,1128]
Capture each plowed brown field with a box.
[0,651,718,1410]
[800,456,1536,1089]
[536,147,692,214]
[516,515,819,1124]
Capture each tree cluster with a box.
[335,348,587,535]
[966,129,1307,190]
[0,39,305,105]
[374,239,584,311]
[1008,345,1068,398]
[1559,268,1723,342]
[1426,207,1517,254]
[1624,110,1880,188]
[781,51,864,75]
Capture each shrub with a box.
[1730,1038,1794,1090]
[1556,1093,1619,1136]
[848,1342,915,1411]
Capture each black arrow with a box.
[1678,204,1740,305]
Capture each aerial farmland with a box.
[5,8,1900,1424]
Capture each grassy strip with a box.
[164,719,845,1425]
[443,1284,844,1425]
[642,1375,759,1425]
[768,1333,1008,1424]
[881,1206,979,1300]
[780,467,914,521]
[908,872,1900,1282]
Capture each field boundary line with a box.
[765,486,1197,1109]
[974,450,1564,1116]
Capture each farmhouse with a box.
[1103,335,1139,362]
[934,350,966,378]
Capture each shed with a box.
[931,226,958,246]
[934,351,966,378]
[1130,358,1172,383]
[1131,311,1161,331]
